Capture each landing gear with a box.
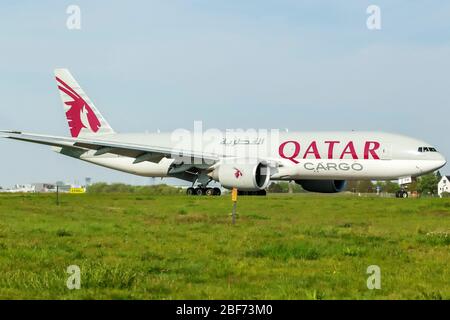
[186,186,222,196]
[186,186,264,196]
[186,171,222,196]
[395,190,408,198]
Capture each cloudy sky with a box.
[0,1,449,186]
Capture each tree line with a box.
[86,172,443,196]
[87,183,184,195]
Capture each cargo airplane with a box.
[1,69,446,196]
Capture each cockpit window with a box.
[418,147,438,152]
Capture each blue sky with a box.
[0,1,449,186]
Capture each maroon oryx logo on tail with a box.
[56,77,101,138]
[234,168,243,179]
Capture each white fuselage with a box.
[64,131,446,181]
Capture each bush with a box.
[267,182,303,193]
[267,182,284,193]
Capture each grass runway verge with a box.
[0,193,449,299]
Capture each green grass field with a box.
[0,193,449,299]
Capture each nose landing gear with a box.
[395,189,409,198]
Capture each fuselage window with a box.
[418,146,438,152]
[417,147,437,152]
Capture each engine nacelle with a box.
[295,179,347,193]
[209,160,270,191]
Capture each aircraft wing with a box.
[0,130,220,166]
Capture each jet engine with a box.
[295,179,347,193]
[209,160,271,191]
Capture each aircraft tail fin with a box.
[54,69,115,138]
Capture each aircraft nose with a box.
[436,153,447,169]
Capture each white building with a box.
[438,176,450,197]
[32,183,57,193]
[4,184,35,193]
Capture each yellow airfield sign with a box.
[69,187,86,194]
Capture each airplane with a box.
[0,69,446,197]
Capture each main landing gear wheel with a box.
[186,187,222,196]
